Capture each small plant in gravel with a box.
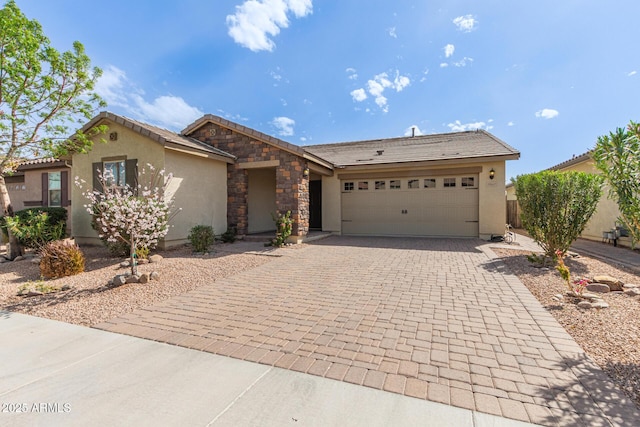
[220,227,237,243]
[18,278,60,295]
[39,240,85,279]
[188,225,215,253]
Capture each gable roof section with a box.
[303,129,520,168]
[547,150,593,171]
[79,112,236,163]
[182,114,333,170]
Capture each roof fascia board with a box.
[336,154,519,171]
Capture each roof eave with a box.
[335,153,520,170]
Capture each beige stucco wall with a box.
[506,185,516,200]
[71,122,166,246]
[321,160,509,239]
[247,168,277,233]
[163,148,228,246]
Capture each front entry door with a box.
[309,180,322,229]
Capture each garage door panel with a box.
[341,176,478,237]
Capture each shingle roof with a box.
[547,150,593,171]
[303,129,520,167]
[80,112,236,162]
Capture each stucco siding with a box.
[247,168,277,233]
[71,122,166,246]
[164,149,228,246]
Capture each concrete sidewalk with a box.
[570,238,640,273]
[0,311,537,427]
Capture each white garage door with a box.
[341,175,479,237]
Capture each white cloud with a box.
[346,67,358,80]
[452,57,473,67]
[535,108,559,119]
[404,125,424,136]
[628,70,637,77]
[444,44,455,58]
[350,88,367,102]
[507,121,515,126]
[440,63,449,68]
[453,14,477,32]
[420,68,429,82]
[226,0,313,52]
[387,27,397,38]
[272,116,295,136]
[447,120,493,132]
[351,70,410,113]
[95,65,203,130]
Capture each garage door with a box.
[341,175,479,237]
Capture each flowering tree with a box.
[76,164,179,276]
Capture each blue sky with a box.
[13,0,640,180]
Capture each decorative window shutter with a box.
[61,170,69,207]
[41,173,49,207]
[126,159,138,190]
[92,162,102,192]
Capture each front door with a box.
[309,180,322,229]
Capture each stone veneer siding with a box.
[190,123,309,237]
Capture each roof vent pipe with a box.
[377,150,384,156]
[412,127,415,137]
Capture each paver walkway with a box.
[96,236,640,426]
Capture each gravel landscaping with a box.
[0,244,273,327]
[493,247,640,410]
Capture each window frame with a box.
[48,171,62,207]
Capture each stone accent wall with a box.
[189,122,309,237]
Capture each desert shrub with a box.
[189,225,215,252]
[220,227,237,243]
[39,240,85,279]
[5,210,65,250]
[513,170,603,257]
[271,211,293,247]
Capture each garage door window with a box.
[390,180,401,189]
[375,180,386,190]
[444,178,456,187]
[408,179,419,189]
[461,177,476,187]
[424,178,436,188]
[358,181,369,190]
[344,182,354,191]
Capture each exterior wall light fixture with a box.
[303,167,310,177]
[489,168,495,180]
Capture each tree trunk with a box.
[0,175,23,260]
[130,238,137,276]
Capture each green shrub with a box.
[0,207,67,244]
[5,210,65,250]
[188,225,215,252]
[220,227,237,243]
[271,211,293,247]
[513,170,603,257]
[39,240,85,279]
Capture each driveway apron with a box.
[96,236,639,426]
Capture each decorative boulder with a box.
[125,275,140,284]
[624,288,640,297]
[592,275,624,292]
[586,283,610,293]
[149,254,163,263]
[150,271,160,281]
[577,301,593,309]
[138,273,150,284]
[112,275,127,286]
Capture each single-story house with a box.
[507,151,631,247]
[72,111,520,246]
[6,157,73,231]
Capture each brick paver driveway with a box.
[96,237,639,426]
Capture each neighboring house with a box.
[508,151,631,247]
[6,158,73,231]
[72,111,520,246]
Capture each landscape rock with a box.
[577,301,593,309]
[13,256,25,262]
[120,261,130,268]
[30,257,41,264]
[138,259,149,264]
[149,254,163,263]
[624,288,640,297]
[138,273,150,284]
[553,294,564,301]
[125,275,140,284]
[150,271,160,281]
[61,284,72,291]
[26,290,43,297]
[623,283,640,289]
[586,283,610,293]
[592,275,624,291]
[592,301,610,309]
[112,275,127,286]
